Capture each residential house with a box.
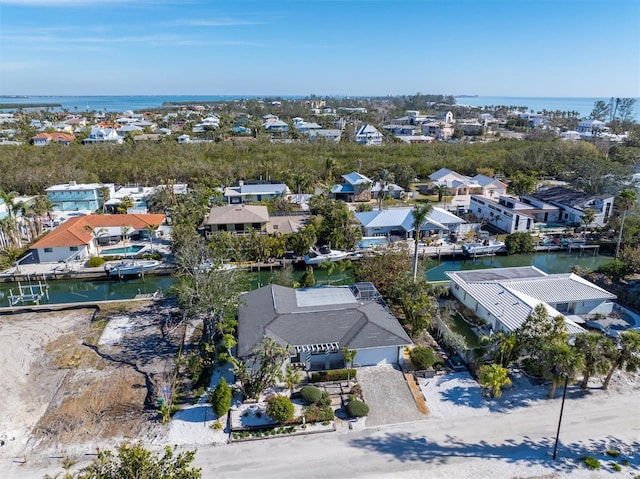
[330,172,373,202]
[421,121,454,140]
[308,129,342,143]
[82,126,124,144]
[447,266,616,335]
[237,283,411,369]
[293,120,322,133]
[29,213,165,263]
[46,181,115,213]
[354,124,383,146]
[222,181,291,205]
[32,132,75,146]
[469,195,537,233]
[527,186,614,227]
[354,206,465,239]
[577,119,606,133]
[371,181,404,200]
[104,185,156,214]
[428,168,507,207]
[204,204,270,236]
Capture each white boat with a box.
[462,240,506,256]
[303,246,354,265]
[106,260,161,277]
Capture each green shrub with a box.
[209,377,232,417]
[610,462,622,472]
[266,396,294,423]
[505,232,535,254]
[87,256,106,267]
[606,449,620,457]
[581,456,601,470]
[346,400,369,418]
[621,459,631,466]
[317,391,332,407]
[309,369,356,383]
[303,404,334,422]
[409,346,440,370]
[300,385,323,404]
[597,260,630,281]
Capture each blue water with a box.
[455,96,640,121]
[100,245,145,256]
[0,95,303,113]
[1,95,637,120]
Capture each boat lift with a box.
[7,279,50,306]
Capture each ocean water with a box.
[0,94,637,120]
[455,96,640,121]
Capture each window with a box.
[234,224,244,232]
[44,247,53,253]
[251,223,262,229]
[556,303,569,313]
[69,246,79,251]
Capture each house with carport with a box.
[237,283,411,370]
[447,266,616,335]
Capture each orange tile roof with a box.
[31,213,165,249]
[32,132,76,141]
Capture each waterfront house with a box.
[354,124,383,146]
[29,213,165,264]
[526,186,614,227]
[577,119,606,133]
[237,283,411,370]
[82,126,124,144]
[104,185,157,214]
[428,168,507,207]
[469,195,537,234]
[308,129,342,143]
[354,206,465,239]
[204,204,270,236]
[222,181,291,205]
[447,266,615,335]
[330,172,373,203]
[46,181,115,213]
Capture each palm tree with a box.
[581,209,596,237]
[478,363,512,398]
[411,204,433,281]
[282,364,301,396]
[320,259,335,285]
[30,195,54,236]
[146,224,160,253]
[615,189,637,258]
[542,340,584,398]
[377,169,395,211]
[121,225,133,256]
[602,330,640,390]
[99,186,112,214]
[574,332,616,389]
[481,331,518,367]
[116,195,135,214]
[341,347,358,380]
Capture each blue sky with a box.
[0,0,638,97]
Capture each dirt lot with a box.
[0,299,184,463]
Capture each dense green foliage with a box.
[309,369,357,383]
[299,385,323,404]
[478,363,512,398]
[266,395,295,423]
[346,400,369,418]
[209,377,232,417]
[409,346,443,370]
[86,256,106,267]
[504,232,535,254]
[45,442,201,479]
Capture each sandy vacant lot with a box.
[0,301,183,469]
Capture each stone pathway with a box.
[356,364,427,426]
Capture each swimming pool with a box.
[358,236,389,248]
[100,245,145,256]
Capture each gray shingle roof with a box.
[237,284,411,357]
[205,204,269,225]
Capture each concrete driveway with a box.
[356,364,426,426]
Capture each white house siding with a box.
[470,197,533,234]
[548,299,615,316]
[355,346,403,366]
[36,245,90,263]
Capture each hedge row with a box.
[309,369,356,383]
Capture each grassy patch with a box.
[580,456,601,470]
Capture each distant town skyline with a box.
[1,0,638,98]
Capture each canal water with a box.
[0,251,612,308]
[424,251,612,282]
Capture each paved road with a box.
[3,388,638,478]
[192,389,639,479]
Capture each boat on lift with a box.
[106,259,161,277]
[303,245,355,265]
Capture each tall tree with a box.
[376,168,395,211]
[615,189,637,258]
[541,339,584,398]
[574,332,616,390]
[602,330,640,390]
[411,204,433,281]
[231,337,290,400]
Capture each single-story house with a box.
[237,283,412,370]
[32,132,75,146]
[371,181,405,200]
[29,213,165,263]
[204,204,270,235]
[354,206,465,238]
[223,181,290,205]
[447,266,616,335]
